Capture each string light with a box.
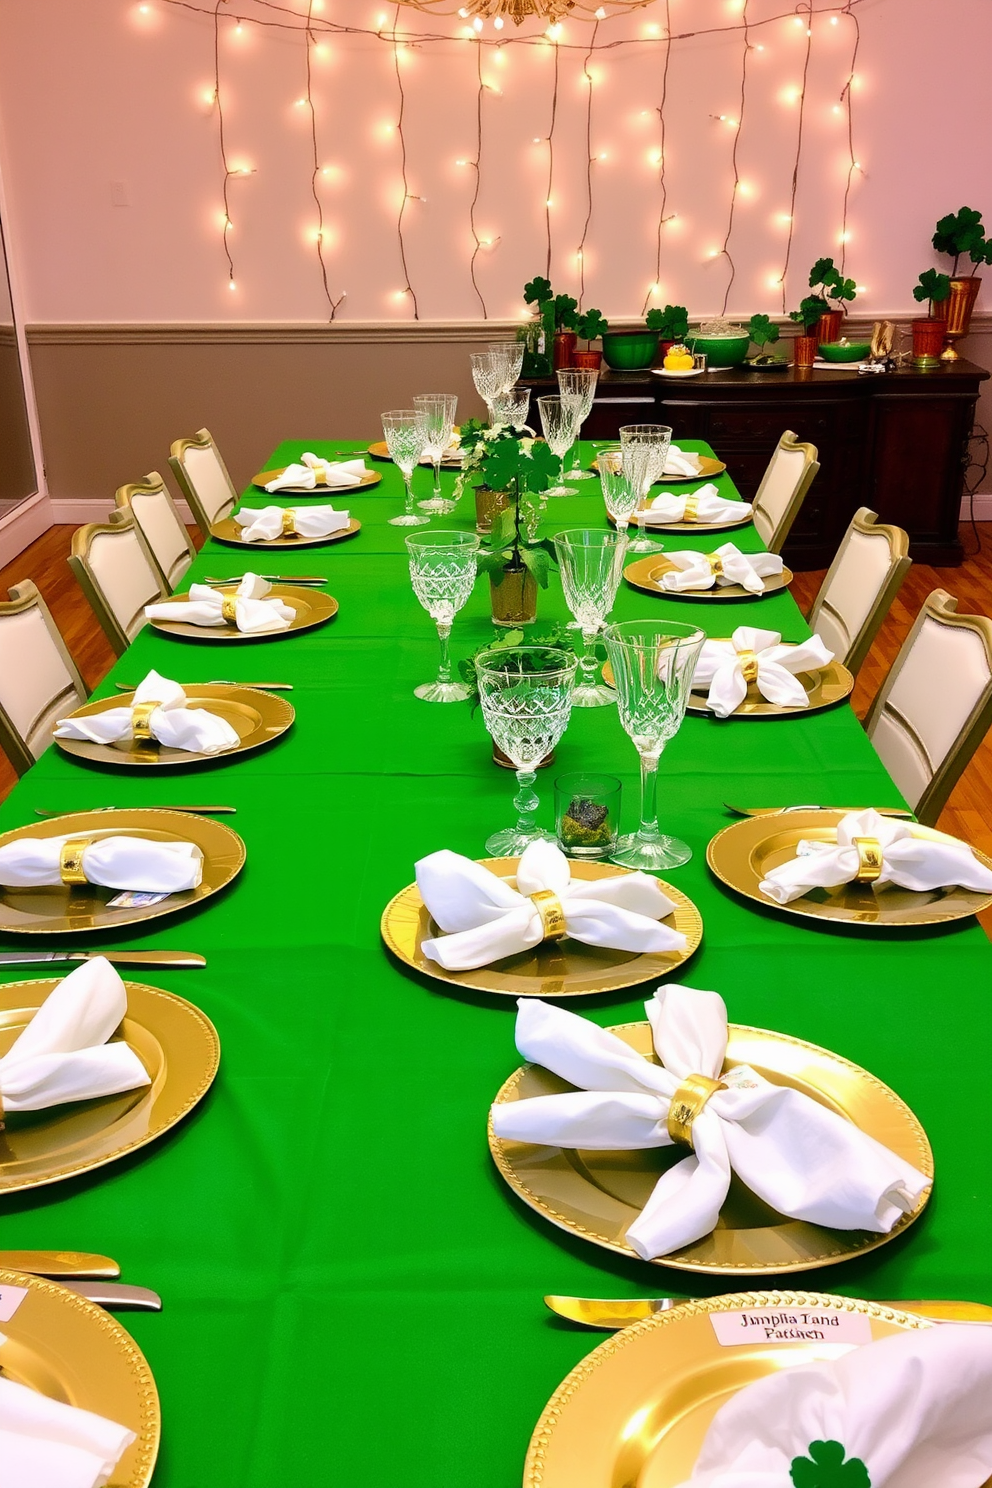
[838,1,861,274]
[642,0,673,315]
[716,0,750,313]
[778,0,814,310]
[542,38,559,278]
[390,2,419,317]
[467,40,488,315]
[303,0,345,319]
[211,1,238,294]
[574,19,600,308]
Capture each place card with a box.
[0,1283,28,1322]
[709,1307,875,1346]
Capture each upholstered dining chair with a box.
[807,507,912,676]
[751,430,820,554]
[168,428,238,536]
[0,580,89,775]
[68,514,167,658]
[864,589,992,827]
[114,471,196,592]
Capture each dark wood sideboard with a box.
[523,359,988,568]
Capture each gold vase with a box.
[475,484,509,535]
[936,276,982,360]
[490,567,537,626]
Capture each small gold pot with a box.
[475,484,509,535]
[935,276,982,359]
[489,566,538,626]
[793,333,818,368]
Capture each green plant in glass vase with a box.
[474,432,560,626]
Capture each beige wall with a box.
[24,316,992,509]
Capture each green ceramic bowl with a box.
[818,340,871,363]
[601,331,660,370]
[685,333,750,368]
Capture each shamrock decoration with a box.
[524,275,553,306]
[790,1440,870,1488]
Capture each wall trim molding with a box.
[25,311,992,349]
[0,491,52,567]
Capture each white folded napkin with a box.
[676,1324,992,1488]
[661,542,784,595]
[264,454,367,492]
[490,985,930,1259]
[0,834,203,892]
[54,669,239,755]
[646,483,752,527]
[144,573,295,634]
[663,445,703,477]
[416,838,686,971]
[693,627,835,717]
[0,1370,136,1488]
[759,807,992,905]
[0,957,150,1116]
[233,504,351,542]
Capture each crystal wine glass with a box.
[602,619,705,869]
[382,409,430,526]
[553,529,628,708]
[597,446,641,537]
[620,423,672,552]
[476,646,577,854]
[491,385,532,431]
[557,367,599,480]
[488,340,525,394]
[406,531,479,702]
[536,394,580,498]
[413,393,458,514]
[471,351,502,420]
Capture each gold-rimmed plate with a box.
[491,1020,931,1273]
[366,439,463,466]
[624,554,793,600]
[640,505,753,535]
[54,685,295,768]
[707,809,992,926]
[593,455,727,483]
[525,1291,927,1488]
[0,808,245,935]
[0,976,220,1193]
[380,857,702,998]
[208,514,361,549]
[600,655,853,716]
[147,584,338,641]
[0,1267,160,1485]
[251,467,381,493]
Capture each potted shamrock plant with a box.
[573,308,609,371]
[646,303,690,359]
[601,303,685,371]
[930,205,992,355]
[523,276,579,371]
[745,313,786,369]
[789,296,824,367]
[474,432,560,626]
[911,267,951,366]
[806,257,858,343]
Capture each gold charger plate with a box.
[593,455,727,483]
[0,1267,160,1485]
[251,467,381,493]
[600,655,853,716]
[380,857,702,998]
[639,505,753,535]
[491,1019,931,1273]
[54,685,295,768]
[366,439,463,466]
[0,976,219,1193]
[707,809,992,927]
[525,1291,927,1488]
[0,808,245,935]
[624,554,793,601]
[209,514,361,549]
[147,583,338,641]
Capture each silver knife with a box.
[60,1282,162,1311]
[201,574,327,586]
[723,802,915,819]
[34,806,236,817]
[544,1295,992,1329]
[115,681,294,691]
[0,950,206,969]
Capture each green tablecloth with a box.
[1,441,990,1487]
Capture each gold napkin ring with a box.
[853,836,883,882]
[221,596,238,623]
[683,495,699,523]
[736,649,760,684]
[529,889,567,942]
[667,1073,727,1149]
[130,699,161,741]
[59,837,93,886]
[281,509,296,536]
[706,554,724,579]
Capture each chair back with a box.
[808,507,912,675]
[115,471,196,591]
[751,430,819,554]
[169,428,238,534]
[0,580,88,775]
[68,514,167,657]
[864,589,992,826]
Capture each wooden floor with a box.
[2,522,991,931]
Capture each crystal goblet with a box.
[491,385,532,432]
[382,409,430,527]
[557,367,599,480]
[476,646,577,854]
[406,531,479,702]
[471,351,502,420]
[536,394,580,498]
[413,393,458,514]
[487,340,525,394]
[553,529,628,708]
[620,423,672,552]
[602,619,705,870]
[598,446,641,538]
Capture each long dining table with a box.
[1,437,990,1487]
